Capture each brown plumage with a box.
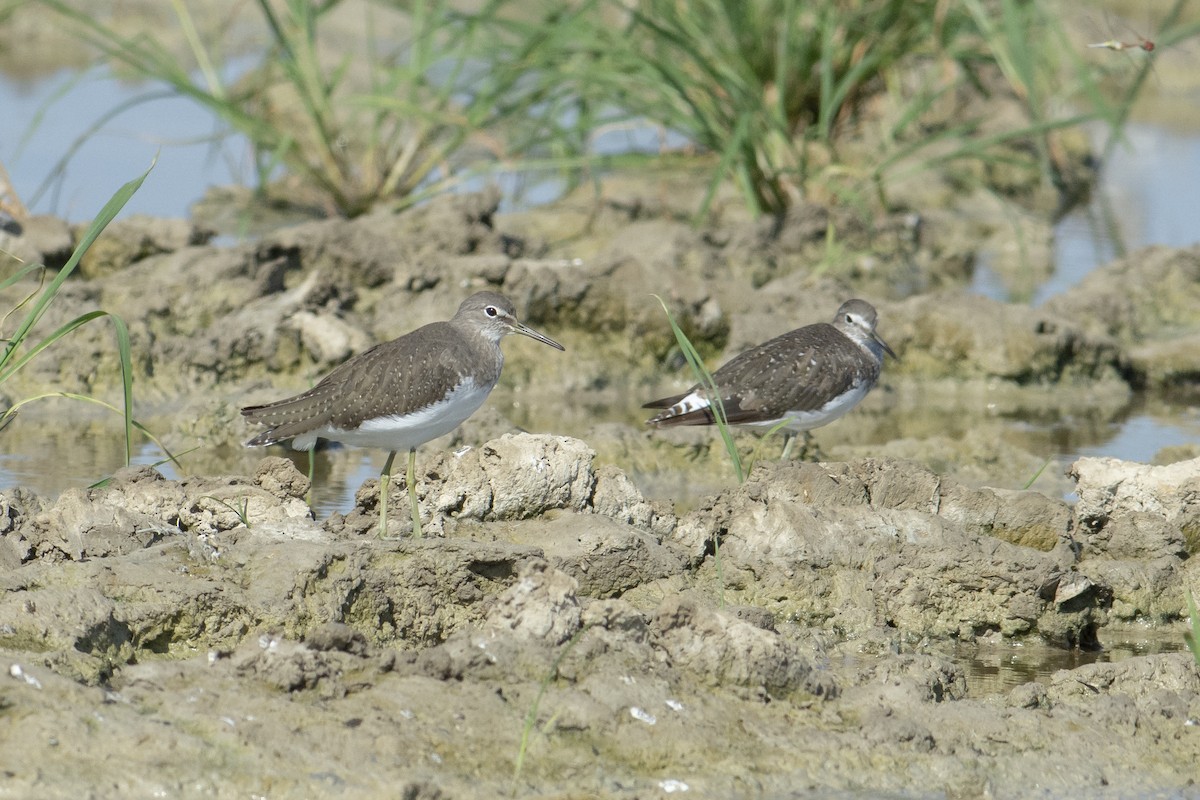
[644,299,895,436]
[241,291,563,537]
[242,292,562,452]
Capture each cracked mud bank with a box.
[1,154,1199,800]
[2,436,1199,798]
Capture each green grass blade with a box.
[1022,457,1053,490]
[698,110,755,221]
[651,295,743,483]
[0,264,48,347]
[169,0,226,100]
[0,261,45,293]
[1,163,150,469]
[650,292,747,608]
[110,312,135,464]
[1,391,182,473]
[1185,589,1200,667]
[2,162,152,362]
[511,624,589,795]
[89,444,201,491]
[0,310,111,384]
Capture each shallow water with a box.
[969,121,1200,307]
[961,627,1187,696]
[273,397,1200,519]
[0,66,251,222]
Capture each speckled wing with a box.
[242,377,341,447]
[241,321,497,445]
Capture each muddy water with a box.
[6,383,1196,514]
[0,65,250,222]
[962,628,1186,696]
[971,121,1200,307]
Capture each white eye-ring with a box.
[485,305,499,317]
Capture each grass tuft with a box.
[41,0,582,217]
[511,624,589,796]
[1,165,153,469]
[39,1,1196,220]
[200,495,252,528]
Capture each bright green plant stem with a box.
[199,495,252,528]
[1023,457,1054,491]
[1,164,152,466]
[2,391,182,465]
[652,295,743,608]
[407,447,420,538]
[652,295,744,483]
[1185,590,1200,668]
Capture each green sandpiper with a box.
[242,291,564,536]
[644,298,895,459]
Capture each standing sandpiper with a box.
[242,291,564,537]
[644,298,896,458]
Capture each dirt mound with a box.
[2,439,1199,796]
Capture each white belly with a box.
[292,379,491,452]
[741,381,872,432]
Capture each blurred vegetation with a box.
[41,0,576,217]
[34,0,1200,219]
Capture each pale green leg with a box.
[407,447,421,538]
[378,450,397,539]
[779,431,817,461]
[779,432,796,461]
[306,447,316,508]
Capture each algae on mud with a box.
[2,437,1200,797]
[2,199,1199,793]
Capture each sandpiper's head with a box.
[833,299,897,360]
[455,291,564,351]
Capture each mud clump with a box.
[1045,245,1200,389]
[2,439,1199,796]
[0,190,1146,411]
[2,171,1199,795]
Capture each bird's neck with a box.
[854,336,886,361]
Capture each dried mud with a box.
[1,122,1200,800]
[1,426,1199,797]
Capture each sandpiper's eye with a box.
[485,305,499,317]
[845,314,853,324]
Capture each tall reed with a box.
[42,1,1191,221]
[41,0,576,217]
